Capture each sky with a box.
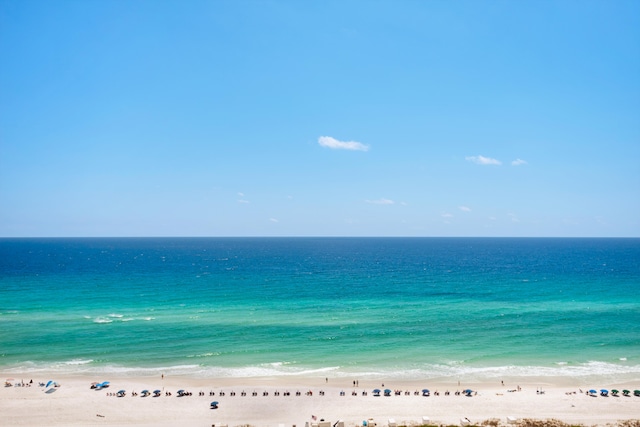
[1,0,639,237]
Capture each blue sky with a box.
[1,0,638,237]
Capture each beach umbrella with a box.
[464,389,473,395]
[117,390,126,396]
[600,389,608,395]
[622,389,630,395]
[634,390,640,396]
[422,389,430,396]
[210,401,219,409]
[372,389,381,396]
[45,380,54,388]
[177,389,185,396]
[153,390,161,396]
[589,389,597,394]
[141,389,149,394]
[611,389,619,395]
[384,389,392,396]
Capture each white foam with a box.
[63,359,94,366]
[3,360,639,382]
[93,318,113,324]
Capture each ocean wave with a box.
[2,360,639,382]
[93,317,113,324]
[186,352,221,358]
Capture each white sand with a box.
[1,374,638,426]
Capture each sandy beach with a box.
[1,374,638,427]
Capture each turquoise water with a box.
[1,238,639,381]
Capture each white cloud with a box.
[441,213,453,218]
[365,198,395,205]
[237,192,245,197]
[459,206,471,212]
[466,155,502,165]
[318,136,369,152]
[269,218,279,223]
[511,158,527,166]
[237,199,250,204]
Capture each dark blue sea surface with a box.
[1,238,639,381]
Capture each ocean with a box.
[1,237,639,383]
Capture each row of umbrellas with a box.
[589,389,640,397]
[371,388,473,397]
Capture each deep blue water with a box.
[1,238,639,381]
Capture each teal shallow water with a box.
[1,238,639,381]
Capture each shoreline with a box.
[1,373,639,426]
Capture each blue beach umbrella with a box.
[372,389,381,396]
[45,380,54,388]
[210,401,219,409]
[153,390,161,396]
[177,389,185,396]
[600,389,608,395]
[422,389,430,396]
[384,389,392,396]
[589,389,597,394]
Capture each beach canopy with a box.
[46,380,54,388]
[373,389,381,393]
[634,390,640,396]
[589,389,597,394]
[611,389,619,394]
[600,389,608,394]
[141,389,149,394]
[422,389,430,393]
